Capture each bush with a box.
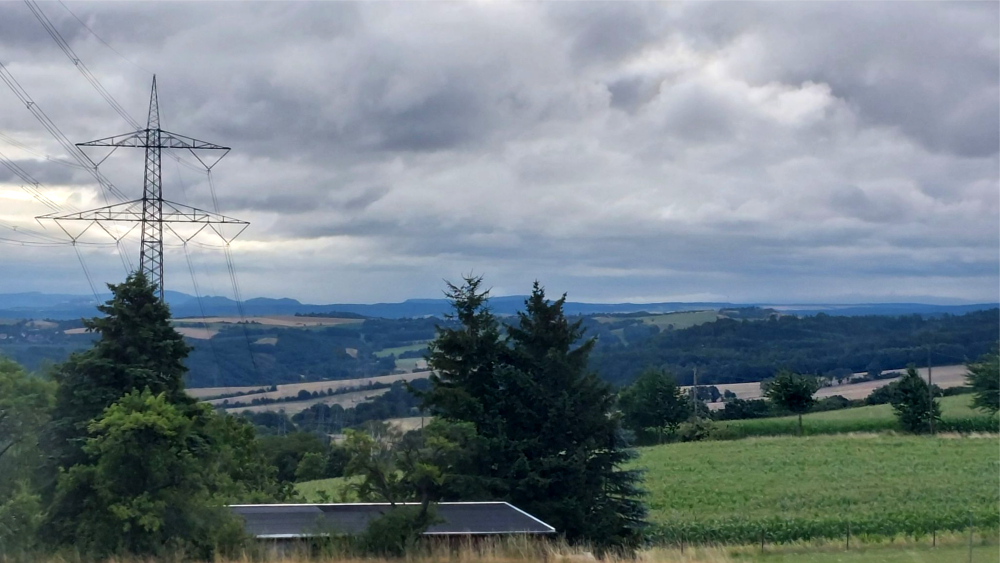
[358,505,439,557]
[676,418,718,442]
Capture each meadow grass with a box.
[637,433,999,545]
[717,395,999,439]
[9,534,996,563]
[296,476,359,502]
[373,342,430,358]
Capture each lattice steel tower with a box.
[38,77,248,299]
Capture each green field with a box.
[296,476,358,502]
[595,310,721,331]
[639,434,999,544]
[374,342,430,358]
[717,395,999,439]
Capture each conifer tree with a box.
[46,272,192,471]
[422,278,646,550]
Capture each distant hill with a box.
[0,291,995,320]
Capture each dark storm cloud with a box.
[0,1,996,304]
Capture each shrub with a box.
[359,505,439,557]
[677,418,718,442]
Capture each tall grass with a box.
[4,534,997,563]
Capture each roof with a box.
[230,502,556,539]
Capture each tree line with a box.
[0,274,647,558]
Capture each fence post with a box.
[932,526,936,548]
[846,517,851,550]
[760,528,765,553]
[968,510,974,563]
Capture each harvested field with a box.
[63,327,89,335]
[196,372,430,401]
[173,315,363,327]
[222,388,390,415]
[253,337,278,345]
[387,416,430,432]
[174,326,219,340]
[692,365,966,410]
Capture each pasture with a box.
[639,434,999,544]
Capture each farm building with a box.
[230,502,556,539]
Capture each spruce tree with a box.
[422,279,646,550]
[46,272,192,471]
[890,366,941,433]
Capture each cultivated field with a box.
[193,372,429,400]
[692,365,967,410]
[172,315,363,327]
[174,326,219,339]
[639,433,999,544]
[222,388,390,415]
[593,310,722,331]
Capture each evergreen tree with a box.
[46,273,192,471]
[421,279,646,550]
[966,350,999,415]
[890,366,941,433]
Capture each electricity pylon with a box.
[37,77,248,299]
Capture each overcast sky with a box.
[0,1,997,305]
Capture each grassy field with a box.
[639,434,999,544]
[594,310,721,331]
[374,342,430,358]
[296,433,998,546]
[296,475,358,502]
[716,395,999,438]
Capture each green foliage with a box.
[715,395,996,439]
[46,273,193,472]
[675,418,718,442]
[764,370,820,435]
[295,452,329,483]
[259,432,326,483]
[966,350,999,415]
[358,505,440,557]
[890,366,941,433]
[590,309,999,387]
[0,357,55,495]
[342,419,476,506]
[421,278,647,550]
[638,434,999,545]
[48,389,245,557]
[618,369,690,444]
[325,444,351,478]
[0,483,44,554]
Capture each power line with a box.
[56,0,154,75]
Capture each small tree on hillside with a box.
[764,370,820,436]
[966,350,999,415]
[618,369,690,444]
[890,366,941,433]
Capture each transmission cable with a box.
[56,0,154,75]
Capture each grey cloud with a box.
[0,1,995,305]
